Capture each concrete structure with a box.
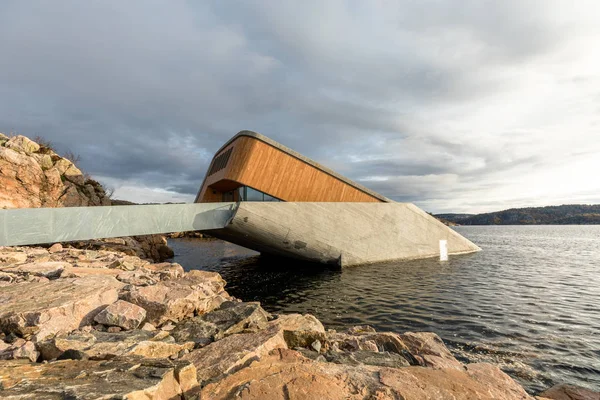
[197,131,480,266]
[0,203,236,247]
[212,202,479,267]
[0,130,481,267]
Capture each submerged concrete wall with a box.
[210,202,481,267]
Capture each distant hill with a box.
[436,204,600,225]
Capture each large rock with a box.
[0,357,199,399]
[201,348,534,400]
[37,329,194,361]
[182,324,288,384]
[539,383,600,400]
[171,317,219,348]
[4,135,40,154]
[399,331,463,370]
[269,313,325,332]
[0,339,39,362]
[202,301,271,339]
[170,301,271,349]
[1,261,69,279]
[122,270,231,326]
[0,275,122,340]
[93,300,147,330]
[0,136,108,209]
[143,262,185,280]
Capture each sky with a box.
[1,1,599,214]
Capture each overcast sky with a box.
[1,1,599,213]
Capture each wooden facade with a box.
[195,131,389,203]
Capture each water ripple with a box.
[170,225,600,394]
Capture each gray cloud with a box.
[1,0,599,212]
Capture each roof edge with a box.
[213,130,392,203]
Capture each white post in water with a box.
[439,239,448,261]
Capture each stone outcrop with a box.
[0,275,122,340]
[0,357,199,399]
[122,270,231,326]
[0,134,109,209]
[0,133,174,262]
[37,329,194,361]
[0,230,592,399]
[538,384,600,400]
[93,299,147,330]
[201,348,534,400]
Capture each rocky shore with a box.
[0,246,597,399]
[0,134,597,399]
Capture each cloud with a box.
[1,0,599,213]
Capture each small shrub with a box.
[63,150,82,167]
[33,135,55,154]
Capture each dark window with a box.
[208,147,233,176]
[237,186,282,202]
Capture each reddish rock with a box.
[0,275,122,340]
[1,261,69,279]
[122,270,231,326]
[539,383,600,400]
[269,313,325,332]
[48,243,63,253]
[0,339,39,362]
[0,357,199,399]
[399,331,463,369]
[202,348,534,400]
[94,300,147,330]
[182,324,288,384]
[143,262,185,280]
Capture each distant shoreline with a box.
[436,204,600,225]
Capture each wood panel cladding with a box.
[197,135,384,203]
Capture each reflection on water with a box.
[168,226,600,394]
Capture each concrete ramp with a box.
[0,203,236,246]
[210,202,480,267]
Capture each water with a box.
[168,226,600,394]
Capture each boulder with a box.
[0,275,122,340]
[269,313,325,332]
[171,317,219,348]
[1,261,69,279]
[93,300,147,330]
[399,331,463,370]
[4,135,40,154]
[0,339,39,362]
[539,383,600,400]
[122,270,231,326]
[143,262,185,280]
[202,301,271,339]
[324,349,411,368]
[182,324,288,384]
[47,243,63,253]
[201,348,534,400]
[0,250,28,265]
[0,357,199,399]
[0,135,111,208]
[37,329,193,361]
[60,266,122,278]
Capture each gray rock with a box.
[37,329,193,361]
[202,301,271,339]
[325,350,411,368]
[0,275,122,340]
[539,383,600,400]
[93,300,146,330]
[171,317,219,348]
[283,330,327,349]
[311,339,322,353]
[0,357,199,399]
